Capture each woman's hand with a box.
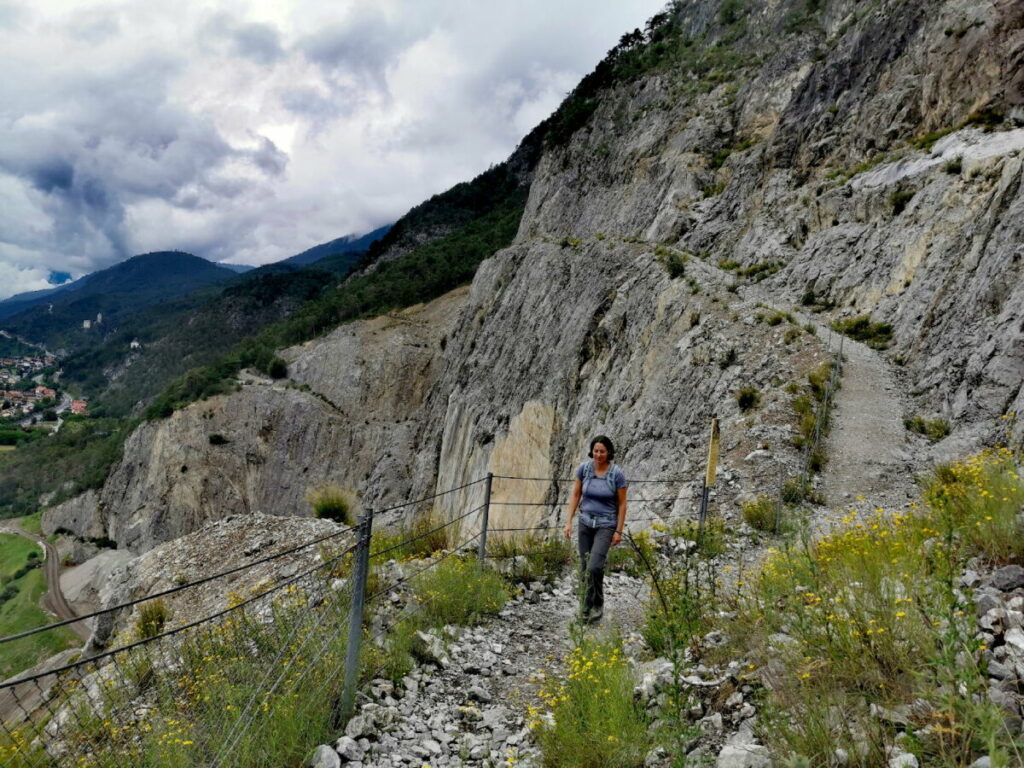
[563,522,572,540]
[612,530,622,547]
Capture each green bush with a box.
[530,635,651,768]
[657,246,687,278]
[831,315,893,349]
[741,495,780,532]
[489,534,573,585]
[135,599,169,640]
[719,347,738,369]
[890,189,915,216]
[904,415,951,442]
[607,530,656,578]
[669,518,728,558]
[267,357,288,379]
[736,385,761,412]
[781,477,809,504]
[643,563,716,655]
[413,556,510,626]
[372,514,454,561]
[306,485,355,526]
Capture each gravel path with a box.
[342,568,650,768]
[819,334,918,513]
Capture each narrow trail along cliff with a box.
[820,336,917,513]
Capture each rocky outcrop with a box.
[89,514,344,648]
[519,0,1024,448]
[45,386,353,552]
[45,0,1024,552]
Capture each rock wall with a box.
[45,0,1024,552]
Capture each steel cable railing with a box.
[2,468,708,765]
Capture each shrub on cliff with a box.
[307,485,355,526]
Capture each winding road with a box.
[0,520,89,725]
[0,519,90,642]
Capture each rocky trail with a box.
[310,255,933,768]
[817,333,919,514]
[327,569,649,768]
[312,526,779,768]
[686,248,925,518]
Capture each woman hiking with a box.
[562,435,628,623]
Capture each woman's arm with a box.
[563,478,583,539]
[612,486,627,547]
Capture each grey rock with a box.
[976,592,1002,617]
[345,714,374,740]
[888,754,919,768]
[970,757,992,768]
[870,702,909,727]
[987,660,1014,680]
[335,737,365,763]
[992,566,1024,592]
[468,685,493,703]
[716,744,771,767]
[1004,627,1024,655]
[960,570,982,589]
[700,712,724,734]
[309,745,341,768]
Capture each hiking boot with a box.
[586,607,603,624]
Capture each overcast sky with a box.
[0,0,667,299]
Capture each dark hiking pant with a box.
[578,522,614,618]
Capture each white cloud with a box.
[0,0,667,298]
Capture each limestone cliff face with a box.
[522,0,1024,445]
[46,0,1024,551]
[44,289,468,551]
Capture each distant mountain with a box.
[0,286,67,321]
[219,264,255,274]
[0,252,239,349]
[279,225,392,268]
[48,271,72,285]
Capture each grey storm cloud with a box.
[0,0,668,300]
[202,14,284,65]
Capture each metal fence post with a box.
[478,473,493,561]
[341,509,374,719]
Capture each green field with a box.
[0,533,38,582]
[0,534,79,680]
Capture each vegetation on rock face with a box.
[905,415,951,442]
[831,314,893,349]
[307,485,356,527]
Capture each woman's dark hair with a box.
[588,435,615,461]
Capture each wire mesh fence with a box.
[0,468,709,766]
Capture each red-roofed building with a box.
[71,400,88,415]
[35,386,56,400]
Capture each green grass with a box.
[18,512,42,536]
[741,495,782,533]
[488,534,574,585]
[832,314,893,349]
[0,568,79,680]
[727,448,1024,765]
[529,633,651,768]
[0,533,38,583]
[412,555,510,627]
[905,416,951,442]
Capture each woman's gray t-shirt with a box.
[576,462,628,528]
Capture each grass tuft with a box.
[528,634,651,768]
